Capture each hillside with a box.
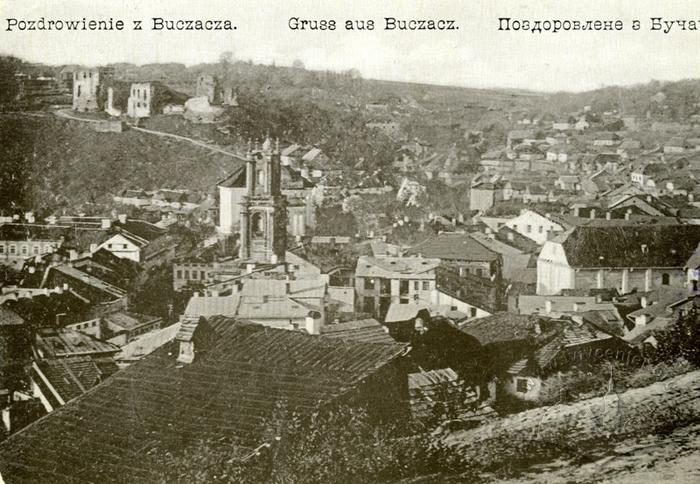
[0,114,241,214]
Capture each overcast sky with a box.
[1,0,699,92]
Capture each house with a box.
[593,132,620,146]
[97,216,176,266]
[470,231,536,283]
[552,121,571,131]
[470,181,504,212]
[555,175,581,191]
[320,318,395,344]
[546,145,572,163]
[505,209,570,245]
[407,233,502,280]
[459,313,633,401]
[98,310,163,346]
[607,194,676,218]
[620,288,694,346]
[506,130,539,149]
[537,224,700,296]
[664,137,688,154]
[355,256,440,319]
[0,308,29,394]
[0,318,408,483]
[0,223,68,269]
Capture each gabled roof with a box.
[0,319,406,483]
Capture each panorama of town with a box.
[0,55,699,482]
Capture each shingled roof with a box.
[0,318,406,483]
[407,233,499,262]
[555,224,700,268]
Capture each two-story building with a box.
[355,256,440,319]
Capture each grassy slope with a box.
[0,115,241,214]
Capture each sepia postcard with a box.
[0,0,699,482]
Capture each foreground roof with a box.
[0,318,406,483]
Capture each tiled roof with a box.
[0,318,406,483]
[33,356,118,403]
[407,233,499,262]
[113,219,165,243]
[103,310,160,330]
[0,223,69,242]
[355,256,440,279]
[556,225,700,268]
[35,328,120,358]
[184,294,241,318]
[321,318,395,344]
[458,313,545,345]
[0,307,24,326]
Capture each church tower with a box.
[239,139,287,264]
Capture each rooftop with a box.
[0,318,406,483]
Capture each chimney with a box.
[176,320,198,364]
[534,322,542,335]
[572,302,581,312]
[689,193,695,203]
[625,210,631,220]
[55,285,63,294]
[101,218,111,229]
[62,283,69,291]
[305,311,322,335]
[28,266,35,274]
[641,296,648,308]
[90,243,98,253]
[117,214,127,224]
[24,211,35,224]
[47,215,57,225]
[545,300,553,314]
[69,250,79,261]
[507,232,514,241]
[646,195,652,203]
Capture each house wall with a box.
[98,234,141,263]
[431,289,491,319]
[503,374,541,401]
[0,240,61,269]
[470,188,497,212]
[218,186,245,235]
[537,241,575,295]
[127,83,152,118]
[72,69,101,112]
[506,211,564,245]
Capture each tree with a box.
[0,56,20,105]
[292,59,305,70]
[654,307,700,367]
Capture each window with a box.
[414,281,419,290]
[123,244,128,249]
[108,244,113,249]
[192,271,198,280]
[476,268,483,277]
[661,273,670,285]
[470,307,477,317]
[364,278,375,290]
[422,281,429,291]
[21,245,28,256]
[538,225,544,234]
[200,271,206,280]
[32,245,39,255]
[0,245,4,254]
[526,225,532,233]
[9,245,16,255]
[184,270,190,279]
[77,85,82,97]
[516,378,529,393]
